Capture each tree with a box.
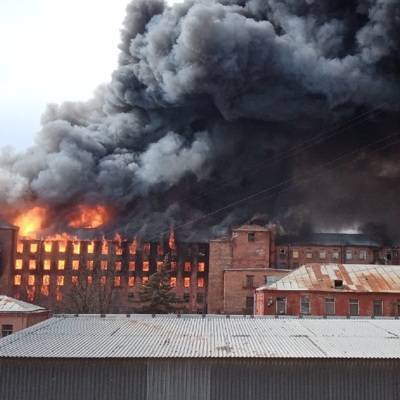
[140,259,177,314]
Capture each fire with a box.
[14,207,47,238]
[169,228,176,251]
[129,238,137,255]
[68,205,109,229]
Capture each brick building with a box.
[255,263,400,317]
[0,295,49,338]
[208,225,290,314]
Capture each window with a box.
[30,243,38,253]
[28,275,35,286]
[197,293,204,304]
[15,259,23,270]
[102,242,109,255]
[292,250,299,259]
[17,242,24,253]
[14,275,21,286]
[184,262,191,272]
[197,277,205,288]
[71,276,78,285]
[129,241,137,255]
[73,242,80,255]
[101,260,108,271]
[29,260,36,270]
[87,276,93,285]
[184,277,191,288]
[157,261,163,271]
[276,297,287,315]
[57,276,64,286]
[43,275,50,286]
[248,232,255,242]
[142,276,149,285]
[373,300,383,316]
[142,261,149,272]
[115,246,123,256]
[41,285,49,297]
[114,276,121,287]
[325,298,335,315]
[359,250,367,260]
[198,262,205,272]
[265,276,279,285]
[128,277,135,287]
[300,297,310,315]
[87,260,94,270]
[87,242,95,254]
[128,262,136,271]
[43,259,51,271]
[279,248,286,259]
[319,250,326,259]
[332,251,340,260]
[100,276,107,286]
[1,325,13,338]
[58,260,65,270]
[115,261,122,272]
[44,241,52,253]
[58,241,67,253]
[171,261,177,271]
[246,296,254,310]
[306,252,313,259]
[345,250,352,260]
[170,277,177,287]
[72,260,80,270]
[245,275,254,289]
[349,299,359,316]
[143,243,151,255]
[183,293,190,302]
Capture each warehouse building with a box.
[0,314,400,400]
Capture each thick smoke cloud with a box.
[1,0,399,241]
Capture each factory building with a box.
[0,315,399,400]
[255,263,400,317]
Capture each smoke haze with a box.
[1,0,399,241]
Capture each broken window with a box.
[17,242,24,254]
[28,275,35,286]
[100,276,107,286]
[71,276,78,285]
[29,260,36,270]
[72,260,80,270]
[43,259,51,271]
[276,297,287,315]
[373,300,383,316]
[248,232,255,242]
[129,241,137,255]
[58,260,65,270]
[197,277,205,288]
[87,276,93,285]
[142,261,149,272]
[300,297,310,315]
[58,241,67,253]
[170,277,177,287]
[143,243,150,255]
[184,262,191,272]
[128,276,135,287]
[184,277,191,288]
[128,262,136,271]
[87,260,94,270]
[142,276,149,285]
[57,276,64,286]
[198,262,205,272]
[170,261,177,271]
[87,241,95,254]
[44,241,52,253]
[73,242,81,255]
[349,299,359,316]
[157,261,163,271]
[102,241,109,255]
[101,260,108,271]
[30,243,38,253]
[43,275,50,286]
[14,275,21,286]
[115,245,123,256]
[325,298,335,315]
[115,261,122,272]
[114,276,121,287]
[15,259,23,270]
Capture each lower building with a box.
[0,315,399,400]
[0,295,49,338]
[255,263,400,317]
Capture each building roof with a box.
[0,296,46,313]
[0,314,400,359]
[0,218,18,230]
[234,224,272,232]
[276,233,382,247]
[257,263,400,293]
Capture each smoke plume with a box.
[1,0,399,241]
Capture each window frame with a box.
[325,297,335,316]
[276,297,287,315]
[300,296,310,315]
[349,299,359,316]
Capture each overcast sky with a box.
[0,0,181,150]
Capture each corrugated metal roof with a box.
[0,296,46,313]
[258,263,400,293]
[276,233,382,247]
[0,315,400,359]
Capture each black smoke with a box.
[1,0,399,241]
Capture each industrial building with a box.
[0,314,399,400]
[255,263,400,317]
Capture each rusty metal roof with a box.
[257,264,400,293]
[1,315,400,359]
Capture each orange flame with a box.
[129,238,137,255]
[68,205,109,229]
[169,228,176,251]
[14,207,47,238]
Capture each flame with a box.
[44,241,53,253]
[114,233,123,255]
[129,238,137,255]
[68,205,109,229]
[14,207,47,238]
[169,228,176,251]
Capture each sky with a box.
[0,0,182,151]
